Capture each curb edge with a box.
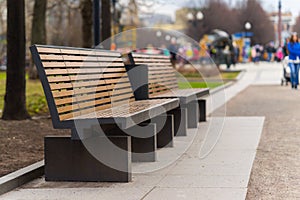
[0,161,44,196]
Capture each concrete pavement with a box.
[0,62,286,200]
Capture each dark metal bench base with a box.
[98,123,157,162]
[127,123,157,162]
[45,136,131,182]
[184,99,207,128]
[199,99,206,122]
[168,108,187,136]
[152,114,174,148]
[183,100,199,129]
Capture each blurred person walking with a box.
[168,38,178,68]
[287,33,300,89]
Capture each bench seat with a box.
[152,88,209,104]
[72,98,178,129]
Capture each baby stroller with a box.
[281,56,291,86]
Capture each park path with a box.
[215,62,299,199]
[223,85,300,200]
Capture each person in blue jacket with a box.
[287,33,300,89]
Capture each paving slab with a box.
[214,85,300,199]
[143,188,247,200]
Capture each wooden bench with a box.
[30,45,179,182]
[127,52,209,134]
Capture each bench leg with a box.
[183,101,199,128]
[44,136,131,182]
[152,114,174,148]
[102,123,157,162]
[126,123,157,162]
[198,99,206,122]
[168,108,187,136]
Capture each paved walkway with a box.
[221,85,300,199]
[0,62,288,200]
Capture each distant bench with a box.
[127,52,209,134]
[30,45,179,182]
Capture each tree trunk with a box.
[2,0,30,120]
[80,0,93,48]
[29,0,47,79]
[101,0,111,49]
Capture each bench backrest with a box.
[30,45,134,126]
[128,52,178,98]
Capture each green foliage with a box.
[25,79,48,116]
[26,94,48,115]
[0,72,48,116]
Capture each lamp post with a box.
[243,22,252,62]
[278,0,282,47]
[187,10,204,41]
[156,30,162,47]
[245,22,252,32]
[187,11,204,27]
[165,35,171,42]
[93,0,100,46]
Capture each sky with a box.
[153,0,300,20]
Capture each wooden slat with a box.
[109,87,133,96]
[135,62,172,67]
[105,78,130,85]
[102,72,127,79]
[40,54,64,60]
[50,82,73,90]
[57,104,80,114]
[37,47,61,54]
[149,71,175,76]
[134,58,170,63]
[52,85,112,98]
[45,68,127,75]
[148,66,175,71]
[149,73,176,80]
[77,98,112,110]
[71,80,107,88]
[48,74,107,83]
[59,111,81,121]
[106,82,131,90]
[131,53,168,59]
[149,88,167,94]
[111,93,133,102]
[79,103,112,116]
[42,61,124,68]
[55,90,111,106]
[149,76,177,84]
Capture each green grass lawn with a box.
[0,72,6,113]
[0,71,47,116]
[178,82,223,89]
[0,72,5,80]
[221,71,240,80]
[182,71,241,80]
